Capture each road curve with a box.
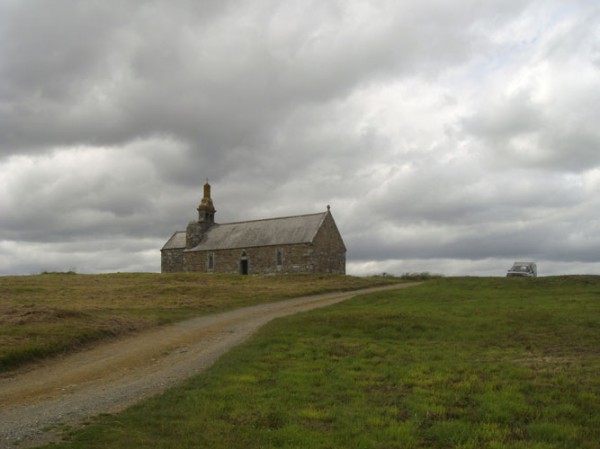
[0,283,419,448]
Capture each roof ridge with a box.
[217,211,326,226]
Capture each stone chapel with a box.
[161,182,346,275]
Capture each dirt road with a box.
[0,283,418,448]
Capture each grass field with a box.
[38,276,599,449]
[0,272,400,372]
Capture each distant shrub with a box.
[400,272,444,281]
[40,270,77,275]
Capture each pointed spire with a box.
[198,180,216,224]
[202,181,212,203]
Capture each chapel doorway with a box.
[240,251,249,275]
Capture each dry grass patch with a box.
[0,272,400,372]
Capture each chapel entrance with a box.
[240,251,249,275]
[240,259,248,275]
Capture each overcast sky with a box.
[1,0,599,277]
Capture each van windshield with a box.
[511,265,531,272]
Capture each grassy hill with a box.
[0,273,401,372]
[38,276,600,449]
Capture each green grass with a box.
[0,273,400,372]
[39,276,600,449]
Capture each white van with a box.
[507,262,537,277]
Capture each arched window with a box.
[276,248,283,266]
[208,252,214,270]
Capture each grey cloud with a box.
[462,6,600,173]
[463,92,544,142]
[0,238,163,274]
[1,0,599,277]
[464,89,600,173]
[0,0,529,159]
[348,216,600,264]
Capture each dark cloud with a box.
[0,0,529,157]
[1,0,599,276]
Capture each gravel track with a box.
[0,283,418,448]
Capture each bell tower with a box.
[197,181,216,225]
[186,180,217,249]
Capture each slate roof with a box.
[162,212,329,252]
[162,231,186,250]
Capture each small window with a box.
[276,248,283,266]
[208,252,214,270]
